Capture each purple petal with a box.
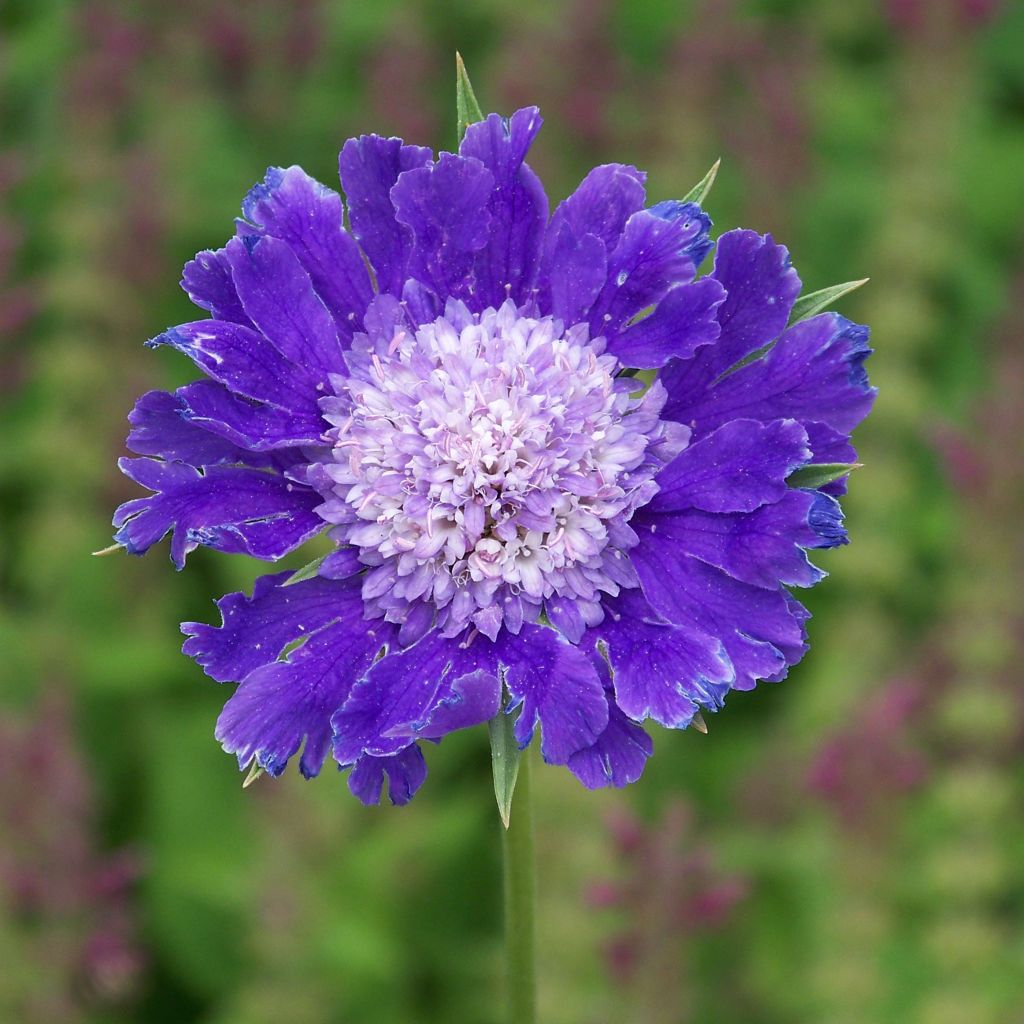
[241,165,372,342]
[176,380,325,450]
[147,319,321,417]
[539,224,607,327]
[649,418,809,515]
[182,571,361,683]
[547,163,646,252]
[684,314,876,440]
[591,589,733,727]
[338,135,432,296]
[607,277,726,369]
[391,153,495,304]
[113,458,322,568]
[214,614,396,779]
[225,234,344,375]
[588,207,709,336]
[635,489,841,591]
[661,229,801,418]
[630,541,808,690]
[180,247,254,327]
[126,390,255,466]
[331,632,499,762]
[494,624,608,764]
[459,107,548,308]
[347,746,428,806]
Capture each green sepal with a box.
[789,279,869,324]
[456,52,485,140]
[282,554,326,587]
[488,703,523,830]
[787,462,862,489]
[681,158,721,207]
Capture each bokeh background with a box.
[2,1,1023,1021]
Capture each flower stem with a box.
[502,745,537,1024]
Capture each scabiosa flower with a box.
[111,106,875,805]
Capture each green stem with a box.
[502,746,537,1024]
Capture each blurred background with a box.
[2,1,1023,1021]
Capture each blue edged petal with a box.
[347,747,428,806]
[214,613,397,779]
[113,458,323,568]
[629,538,809,691]
[546,163,646,253]
[182,569,361,683]
[338,135,432,296]
[683,313,876,440]
[390,152,496,304]
[661,229,801,418]
[459,107,548,309]
[607,277,726,370]
[241,165,372,343]
[588,206,711,336]
[649,418,809,515]
[589,589,733,728]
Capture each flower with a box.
[111,107,875,804]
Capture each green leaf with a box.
[488,706,523,830]
[282,554,326,587]
[681,158,721,206]
[787,462,862,489]
[456,52,485,140]
[789,278,869,324]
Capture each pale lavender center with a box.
[313,300,681,641]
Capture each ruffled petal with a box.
[113,458,322,567]
[347,746,428,806]
[539,224,607,327]
[630,540,809,690]
[683,314,876,440]
[547,163,647,252]
[588,205,711,336]
[146,318,322,417]
[225,234,344,375]
[495,624,608,764]
[180,246,254,327]
[661,229,801,418]
[390,152,495,304]
[590,589,733,728]
[566,653,653,789]
[607,277,726,370]
[635,489,844,591]
[459,107,548,308]
[182,570,361,683]
[126,390,258,466]
[331,632,500,762]
[649,418,809,515]
[338,135,432,296]
[214,613,397,778]
[176,380,324,450]
[241,166,372,342]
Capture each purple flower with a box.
[111,107,875,804]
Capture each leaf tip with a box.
[92,543,122,557]
[692,711,708,734]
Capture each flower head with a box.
[112,106,874,804]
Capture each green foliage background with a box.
[2,1,1023,1022]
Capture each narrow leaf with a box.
[488,706,522,830]
[681,158,721,207]
[691,711,709,734]
[242,760,265,788]
[456,52,485,140]
[789,278,869,324]
[92,543,123,557]
[282,554,326,587]
[788,462,862,489]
